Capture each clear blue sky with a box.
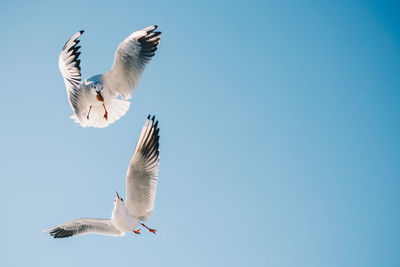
[0,0,399,266]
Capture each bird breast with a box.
[111,206,139,232]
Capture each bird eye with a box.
[121,198,123,201]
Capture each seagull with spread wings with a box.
[59,26,161,128]
[45,115,160,238]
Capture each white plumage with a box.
[45,116,160,238]
[59,26,161,128]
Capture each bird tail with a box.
[70,99,130,128]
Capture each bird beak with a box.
[96,90,104,102]
[116,191,120,199]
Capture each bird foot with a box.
[141,223,157,234]
[87,106,93,120]
[133,229,141,234]
[102,103,108,120]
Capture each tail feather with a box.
[71,99,130,128]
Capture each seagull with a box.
[45,115,160,238]
[59,26,161,128]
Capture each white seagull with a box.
[59,25,161,128]
[45,115,160,238]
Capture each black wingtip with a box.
[147,115,151,120]
[80,30,84,34]
[153,25,158,30]
[46,227,74,238]
[151,115,155,122]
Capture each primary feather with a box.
[103,25,161,100]
[45,218,124,238]
[59,30,83,116]
[126,115,160,221]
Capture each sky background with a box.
[0,0,399,266]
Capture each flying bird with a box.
[59,26,161,128]
[45,115,160,238]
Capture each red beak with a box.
[116,191,120,199]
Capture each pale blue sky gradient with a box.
[0,0,399,266]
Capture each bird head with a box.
[87,81,103,91]
[114,191,124,205]
[86,81,104,101]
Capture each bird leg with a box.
[86,106,93,120]
[141,223,157,234]
[103,103,108,120]
[133,229,141,235]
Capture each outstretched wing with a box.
[103,25,161,100]
[125,115,160,221]
[45,218,124,238]
[59,30,84,116]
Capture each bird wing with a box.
[125,115,160,221]
[102,25,161,100]
[59,30,86,117]
[45,218,124,238]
